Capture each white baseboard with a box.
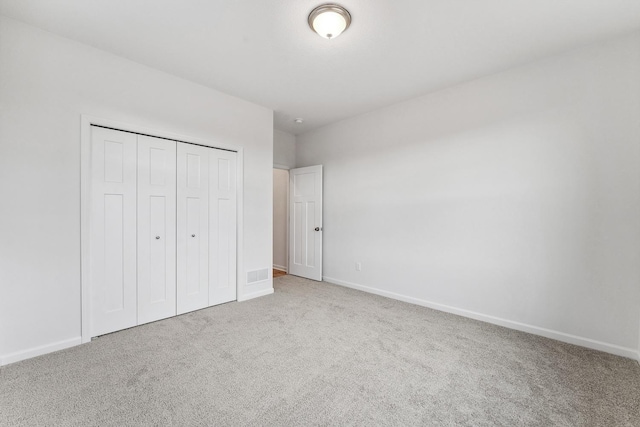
[323,276,638,360]
[273,264,287,273]
[238,287,274,302]
[0,337,82,367]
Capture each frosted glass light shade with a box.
[308,4,351,39]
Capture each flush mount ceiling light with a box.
[308,4,351,39]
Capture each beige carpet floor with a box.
[1,275,639,426]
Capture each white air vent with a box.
[247,268,270,284]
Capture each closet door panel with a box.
[90,126,137,336]
[209,150,237,306]
[137,135,177,325]
[177,142,210,314]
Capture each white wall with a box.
[0,17,274,364]
[273,169,289,271]
[297,33,640,358]
[274,129,296,169]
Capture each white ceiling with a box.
[1,1,640,135]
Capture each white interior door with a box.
[177,142,210,314]
[289,165,323,281]
[137,135,177,324]
[209,149,237,305]
[90,126,137,336]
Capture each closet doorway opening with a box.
[273,167,289,279]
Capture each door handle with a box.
[314,227,321,231]
[191,234,196,237]
[155,236,160,240]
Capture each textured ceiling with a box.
[1,0,639,134]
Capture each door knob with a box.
[191,234,196,237]
[314,227,320,231]
[155,236,160,240]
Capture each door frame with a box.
[273,164,290,274]
[80,115,245,344]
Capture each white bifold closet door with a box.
[177,143,237,313]
[137,135,177,324]
[90,127,237,337]
[209,149,237,306]
[90,127,138,336]
[176,143,210,314]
